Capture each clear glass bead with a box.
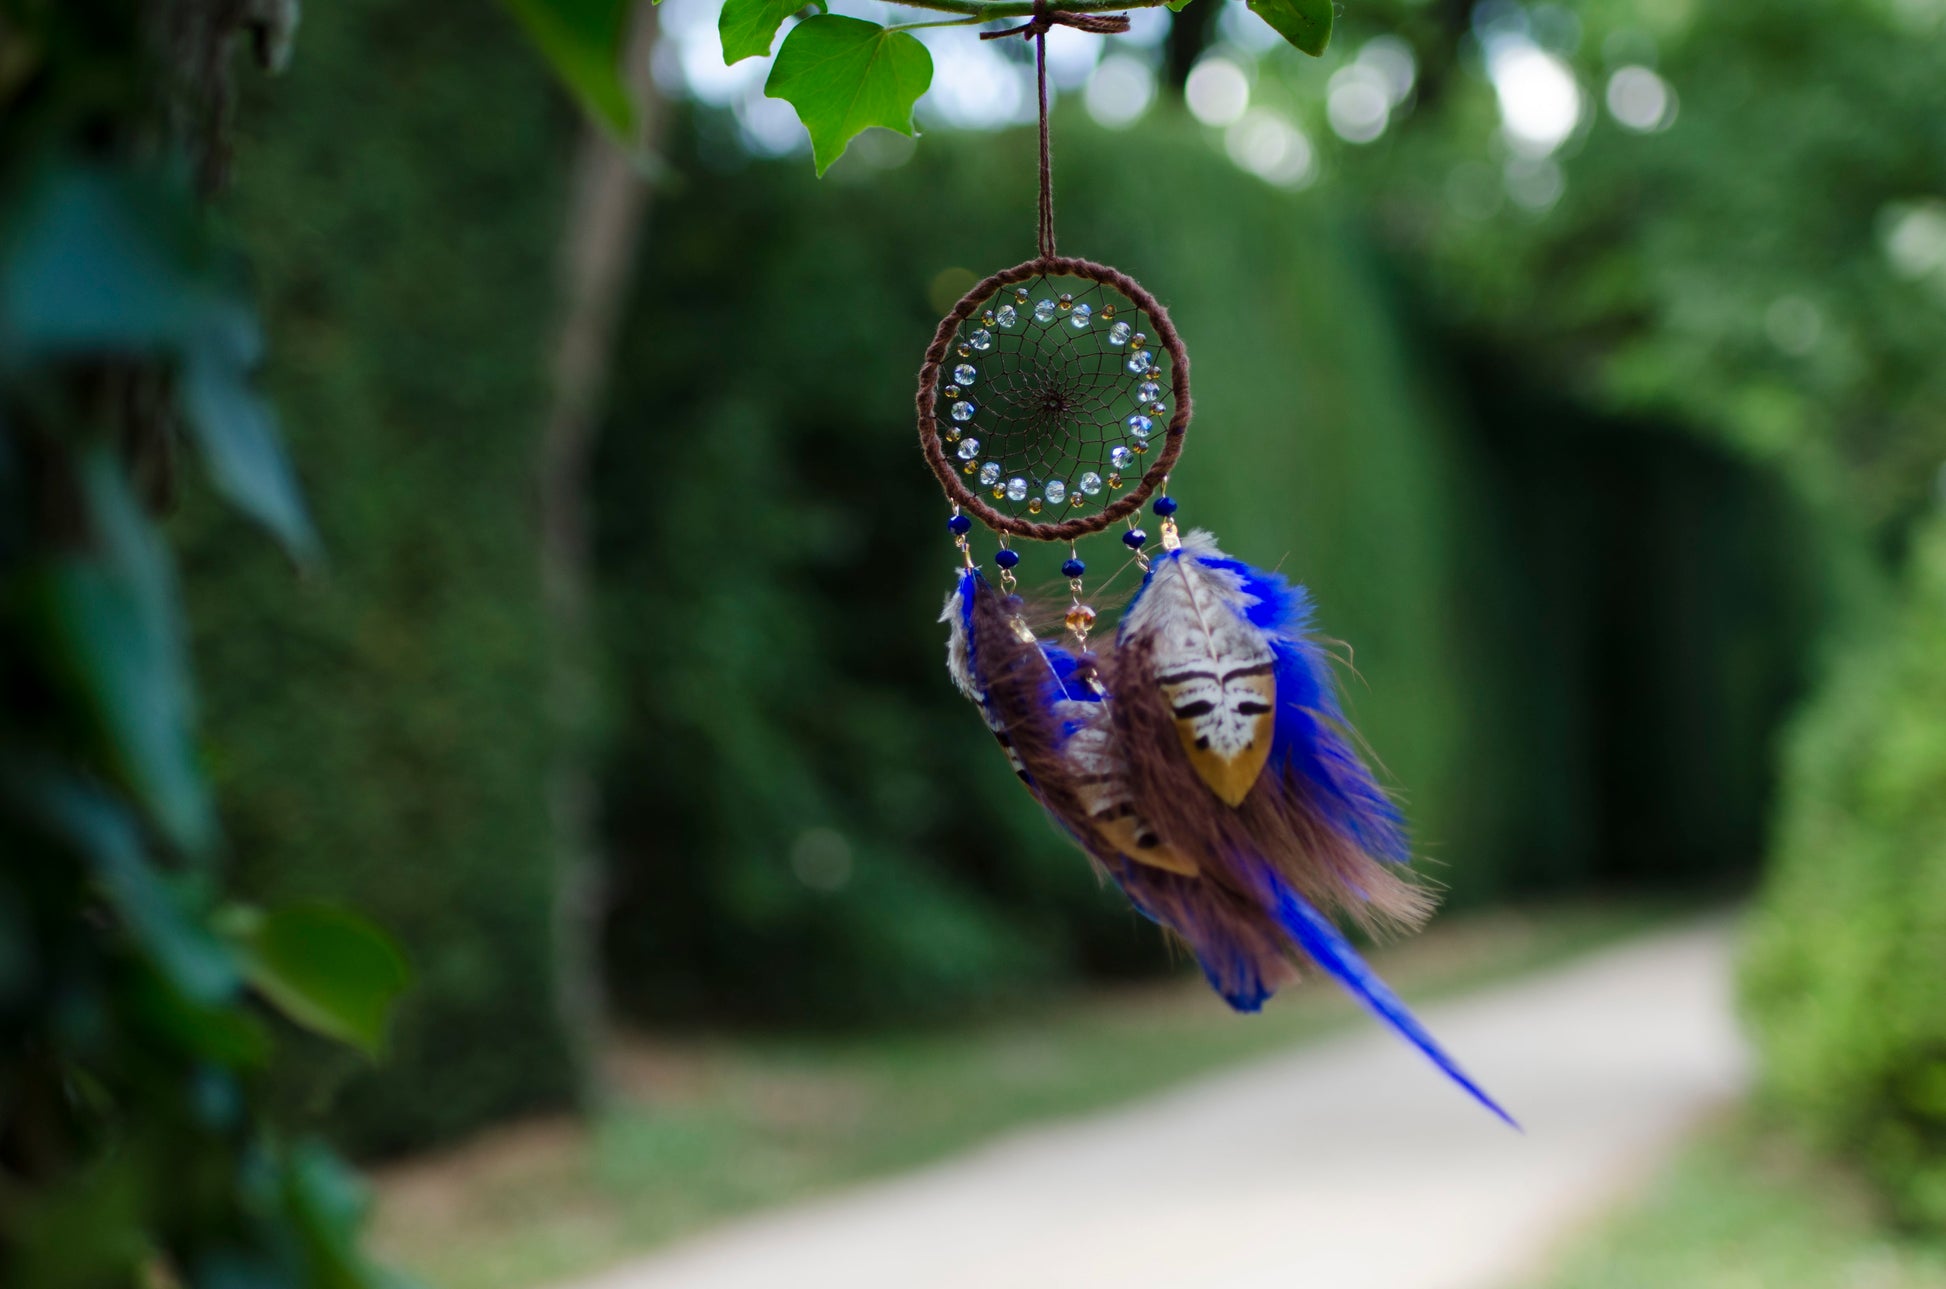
[1005,476,1029,502]
[1108,321,1132,346]
[953,363,977,385]
[1013,285,1031,303]
[951,400,976,422]
[1126,414,1153,439]
[1069,302,1092,330]
[1126,350,1152,374]
[1033,297,1057,324]
[1137,381,1162,404]
[996,305,1018,328]
[1110,445,1135,470]
[1044,479,1067,505]
[1078,471,1103,496]
[968,330,993,352]
[957,437,981,460]
[979,461,1002,487]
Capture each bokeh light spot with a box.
[1606,65,1676,132]
[1186,56,1250,127]
[1085,55,1157,129]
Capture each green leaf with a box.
[7,1151,149,1289]
[228,905,409,1057]
[1166,0,1195,12]
[0,164,226,363]
[500,0,636,136]
[0,164,318,561]
[1247,0,1333,56]
[43,454,215,856]
[284,1140,422,1289]
[179,349,319,563]
[15,772,237,1005]
[127,963,272,1067]
[765,16,933,176]
[720,0,824,65]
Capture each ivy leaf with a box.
[18,773,236,1005]
[1247,0,1334,56]
[179,342,319,564]
[281,1141,416,1289]
[1166,0,1195,11]
[721,0,825,64]
[500,0,636,135]
[765,15,933,175]
[225,904,410,1058]
[43,454,215,857]
[0,165,318,561]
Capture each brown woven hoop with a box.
[916,254,1192,542]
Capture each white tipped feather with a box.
[1118,529,1277,806]
[941,581,980,703]
[941,576,1029,782]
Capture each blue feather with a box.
[1267,871,1520,1128]
[1198,946,1274,1013]
[1197,550,1410,863]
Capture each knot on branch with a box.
[981,1,1132,40]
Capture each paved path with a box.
[564,922,1746,1289]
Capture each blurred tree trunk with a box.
[540,1,666,1107]
[1164,0,1217,92]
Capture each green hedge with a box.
[177,0,577,1156]
[1743,516,1946,1231]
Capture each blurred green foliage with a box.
[0,2,407,1283]
[1359,0,1946,533]
[1345,0,1946,1230]
[593,113,1825,1025]
[1743,515,1946,1233]
[175,0,583,1156]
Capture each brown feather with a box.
[1108,632,1433,934]
[957,576,1196,878]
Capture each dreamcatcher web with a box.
[923,264,1186,538]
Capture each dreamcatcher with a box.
[919,9,1512,1125]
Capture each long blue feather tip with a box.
[1267,872,1520,1129]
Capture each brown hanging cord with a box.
[981,1,1131,261]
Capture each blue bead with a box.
[1123,529,1148,549]
[947,514,972,535]
[1061,558,1086,578]
[994,548,1021,569]
[1152,495,1178,516]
